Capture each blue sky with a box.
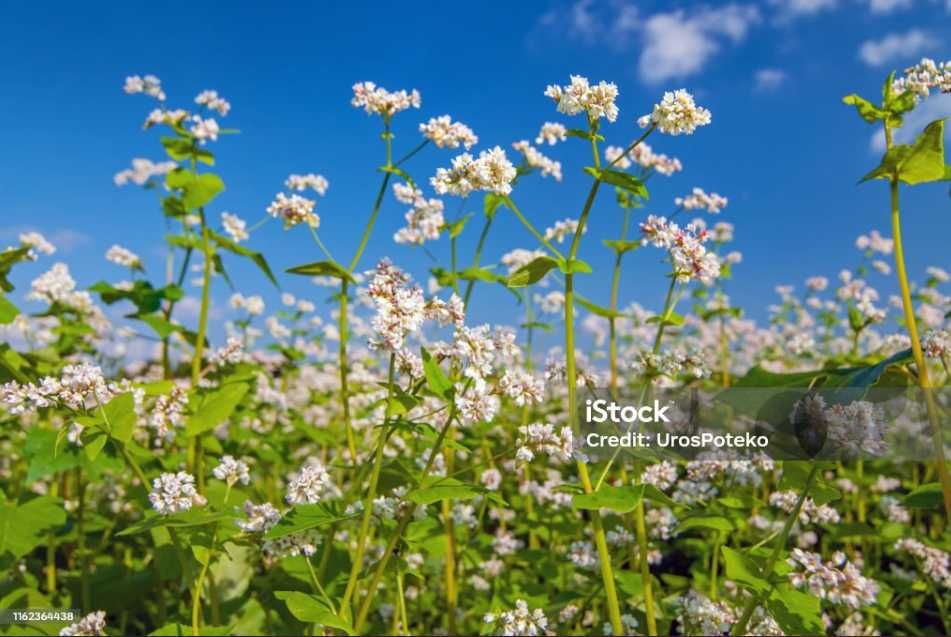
[2,0,950,344]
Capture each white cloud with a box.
[867,0,913,13]
[638,4,761,83]
[753,68,788,92]
[859,29,936,67]
[534,0,639,47]
[769,0,838,20]
[869,93,951,152]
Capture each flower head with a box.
[639,89,711,135]
[149,472,206,515]
[545,75,619,122]
[351,81,421,117]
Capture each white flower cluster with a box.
[544,218,582,244]
[59,610,107,636]
[367,260,464,352]
[630,142,682,176]
[124,74,165,100]
[189,116,220,143]
[220,211,249,242]
[431,146,517,196]
[392,184,445,245]
[149,472,206,515]
[285,459,338,505]
[892,58,951,100]
[544,75,619,122]
[641,461,678,490]
[638,89,711,135]
[266,192,319,228]
[646,506,678,540]
[640,215,722,284]
[105,244,141,269]
[512,140,562,181]
[630,348,709,379]
[114,157,177,187]
[286,173,329,196]
[675,187,728,214]
[230,293,265,316]
[499,369,544,406]
[28,263,99,315]
[922,329,949,358]
[237,500,282,533]
[484,600,550,636]
[837,272,886,323]
[788,548,879,608]
[515,423,573,463]
[19,231,56,258]
[208,336,250,367]
[213,455,250,486]
[1,363,112,414]
[894,538,951,588]
[676,591,736,635]
[536,122,567,145]
[148,385,188,444]
[419,115,478,149]
[195,89,231,116]
[855,230,893,255]
[769,490,841,525]
[143,108,188,129]
[262,529,322,559]
[351,81,421,117]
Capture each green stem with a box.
[505,197,564,259]
[308,224,337,263]
[338,280,358,462]
[732,464,818,635]
[75,469,90,611]
[462,213,495,308]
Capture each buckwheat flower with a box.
[646,506,678,540]
[558,604,579,624]
[499,369,544,406]
[106,244,142,269]
[19,231,56,257]
[124,74,165,100]
[213,455,250,486]
[855,230,893,255]
[286,173,329,196]
[65,422,84,447]
[457,382,500,425]
[267,192,319,228]
[544,75,619,122]
[392,182,422,204]
[676,591,736,635]
[230,293,265,315]
[419,115,478,149]
[894,538,951,588]
[220,212,248,242]
[922,329,949,358]
[194,89,231,116]
[880,496,910,524]
[189,115,220,143]
[424,293,465,327]
[824,399,887,456]
[501,248,547,274]
[769,489,841,525]
[892,58,951,100]
[485,599,549,636]
[675,187,728,214]
[113,157,177,187]
[512,140,562,181]
[516,423,573,463]
[149,472,206,515]
[544,218,582,244]
[480,468,502,491]
[143,108,188,129]
[59,610,107,636]
[787,548,879,608]
[285,459,337,505]
[535,291,564,315]
[639,89,711,135]
[604,145,633,169]
[262,529,322,559]
[629,141,683,175]
[806,276,829,292]
[351,81,421,117]
[569,540,599,570]
[927,265,950,283]
[492,528,524,556]
[641,460,678,491]
[536,122,567,145]
[237,500,281,533]
[394,196,444,245]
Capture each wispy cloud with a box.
[753,68,788,92]
[769,0,838,21]
[867,0,913,13]
[638,5,761,83]
[858,29,935,67]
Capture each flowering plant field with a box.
[1,59,951,637]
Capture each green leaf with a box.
[646,312,685,327]
[576,295,622,319]
[101,392,136,443]
[286,260,355,283]
[676,514,734,533]
[379,165,415,188]
[642,484,678,507]
[264,502,356,540]
[407,477,483,506]
[559,258,592,275]
[573,485,644,514]
[274,591,355,635]
[507,256,559,288]
[861,119,948,185]
[446,213,472,239]
[421,347,453,400]
[456,267,505,283]
[186,382,249,436]
[584,167,648,198]
[208,230,278,287]
[484,193,507,218]
[903,482,943,509]
[160,136,214,165]
[602,239,642,254]
[767,585,824,635]
[117,509,234,537]
[721,546,769,593]
[0,294,19,324]
[842,94,887,123]
[0,496,67,559]
[166,169,225,210]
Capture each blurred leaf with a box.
[264,502,356,541]
[186,382,249,436]
[0,496,66,558]
[842,94,887,123]
[275,591,354,634]
[861,119,948,185]
[209,229,278,287]
[584,166,648,198]
[903,482,943,509]
[507,256,559,288]
[407,477,483,505]
[721,546,768,593]
[573,485,644,514]
[286,260,355,283]
[421,347,453,400]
